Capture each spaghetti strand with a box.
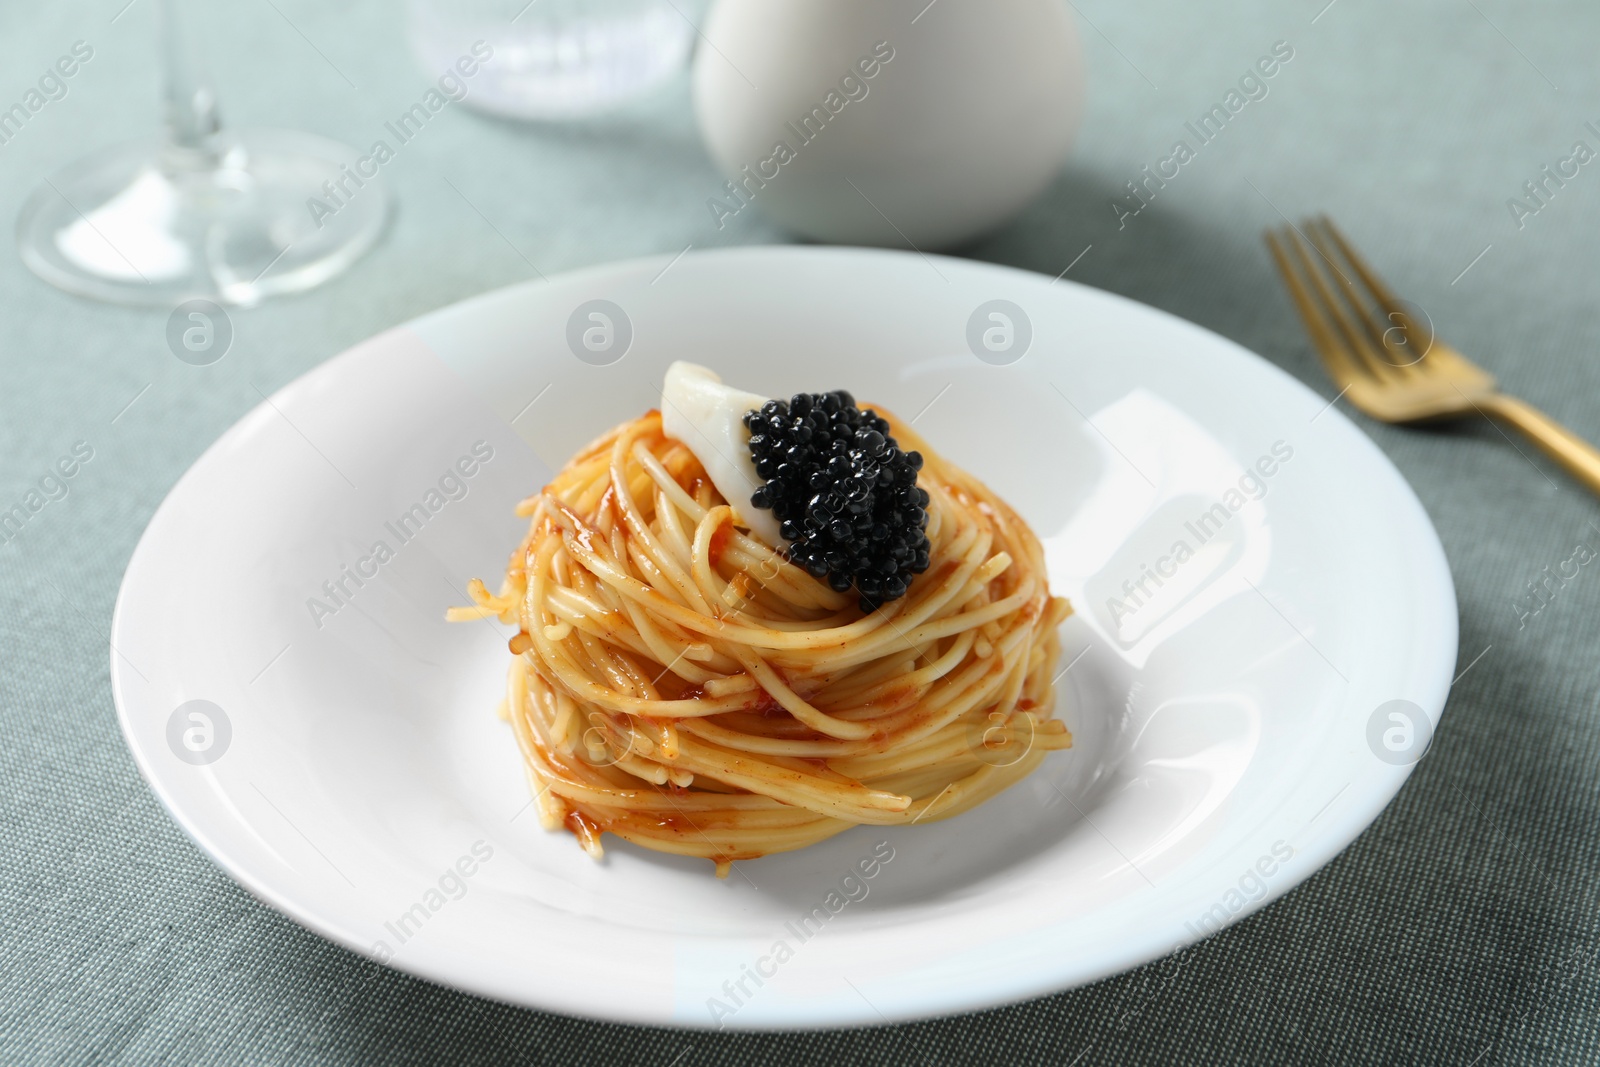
[461,408,1072,874]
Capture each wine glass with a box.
[16,0,390,307]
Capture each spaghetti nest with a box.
[454,408,1072,876]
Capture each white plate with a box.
[110,246,1456,1030]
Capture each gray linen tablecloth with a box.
[4,0,1599,1062]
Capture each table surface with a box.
[5,0,1600,1063]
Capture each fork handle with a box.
[1482,394,1600,497]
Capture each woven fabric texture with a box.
[3,0,1598,1063]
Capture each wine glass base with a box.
[17,129,391,307]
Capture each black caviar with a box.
[743,391,932,612]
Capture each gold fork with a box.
[1265,216,1600,496]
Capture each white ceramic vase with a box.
[692,0,1084,249]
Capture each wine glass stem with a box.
[157,0,221,160]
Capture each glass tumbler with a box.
[407,0,696,120]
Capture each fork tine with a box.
[1317,215,1403,308]
[1279,225,1395,382]
[1315,216,1429,365]
[1264,228,1368,390]
[1303,218,1412,372]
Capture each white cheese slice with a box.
[659,361,782,549]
